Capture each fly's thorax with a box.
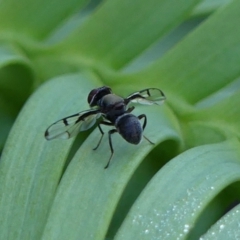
[99,94,124,107]
[115,113,142,145]
[100,94,126,122]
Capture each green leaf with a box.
[0,42,34,115]
[179,88,240,148]
[115,140,240,239]
[41,101,181,239]
[1,0,240,239]
[192,0,232,16]
[0,73,101,240]
[0,0,88,39]
[0,42,34,149]
[109,0,240,105]
[201,204,240,239]
[56,0,201,69]
[0,111,14,150]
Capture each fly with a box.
[45,86,166,168]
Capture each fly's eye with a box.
[87,86,112,107]
[87,89,98,105]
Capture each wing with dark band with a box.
[45,109,101,140]
[125,88,166,105]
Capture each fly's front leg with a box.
[105,129,118,169]
[138,114,154,145]
[93,121,113,150]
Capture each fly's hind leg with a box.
[138,114,155,145]
[105,129,118,169]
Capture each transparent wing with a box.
[45,109,101,140]
[126,88,166,105]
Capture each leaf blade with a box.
[113,0,240,105]
[0,73,99,240]
[0,0,88,39]
[42,105,181,239]
[115,140,240,239]
[57,0,202,68]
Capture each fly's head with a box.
[87,86,112,107]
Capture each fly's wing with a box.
[45,109,101,140]
[125,88,166,105]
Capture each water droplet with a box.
[184,224,190,233]
[220,224,225,230]
[187,189,192,196]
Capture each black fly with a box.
[45,86,166,168]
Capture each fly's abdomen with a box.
[115,114,142,145]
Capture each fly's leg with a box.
[143,135,155,145]
[105,129,118,169]
[126,106,135,113]
[93,124,104,150]
[138,114,154,145]
[93,121,113,150]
